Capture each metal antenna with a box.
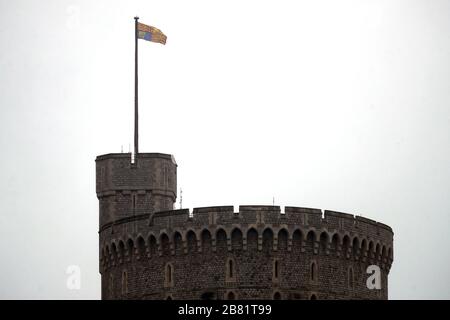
[129,143,134,163]
[180,188,183,209]
[273,196,275,206]
[121,145,123,153]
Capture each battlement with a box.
[100,205,393,241]
[157,205,391,232]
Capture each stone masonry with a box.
[96,152,394,300]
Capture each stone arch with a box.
[273,291,282,300]
[388,247,393,261]
[306,230,316,254]
[273,258,280,281]
[160,233,170,256]
[111,242,118,265]
[368,240,375,261]
[310,293,317,300]
[348,266,354,289]
[148,234,157,256]
[136,236,146,259]
[352,236,360,259]
[278,229,288,251]
[226,291,236,300]
[126,238,134,261]
[186,230,197,253]
[381,245,387,262]
[173,231,183,255]
[216,228,227,252]
[331,233,340,256]
[231,228,243,251]
[375,243,381,261]
[360,239,368,259]
[292,229,303,252]
[247,228,258,251]
[262,228,274,253]
[226,257,236,282]
[319,231,329,255]
[342,235,351,259]
[118,240,126,263]
[121,269,128,296]
[201,229,212,253]
[310,260,318,283]
[164,262,174,287]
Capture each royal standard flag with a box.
[137,22,167,45]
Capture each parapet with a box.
[99,204,394,277]
[100,205,394,243]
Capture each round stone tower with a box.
[96,153,394,300]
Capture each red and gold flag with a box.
[137,22,167,45]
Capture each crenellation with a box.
[285,206,321,214]
[239,205,281,212]
[194,206,234,214]
[324,210,354,219]
[100,206,393,249]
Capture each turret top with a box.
[96,152,176,165]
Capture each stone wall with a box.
[99,205,393,300]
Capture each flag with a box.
[137,22,167,45]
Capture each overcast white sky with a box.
[0,0,449,299]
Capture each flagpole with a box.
[134,16,139,157]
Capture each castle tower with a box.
[96,153,177,227]
[96,153,393,300]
